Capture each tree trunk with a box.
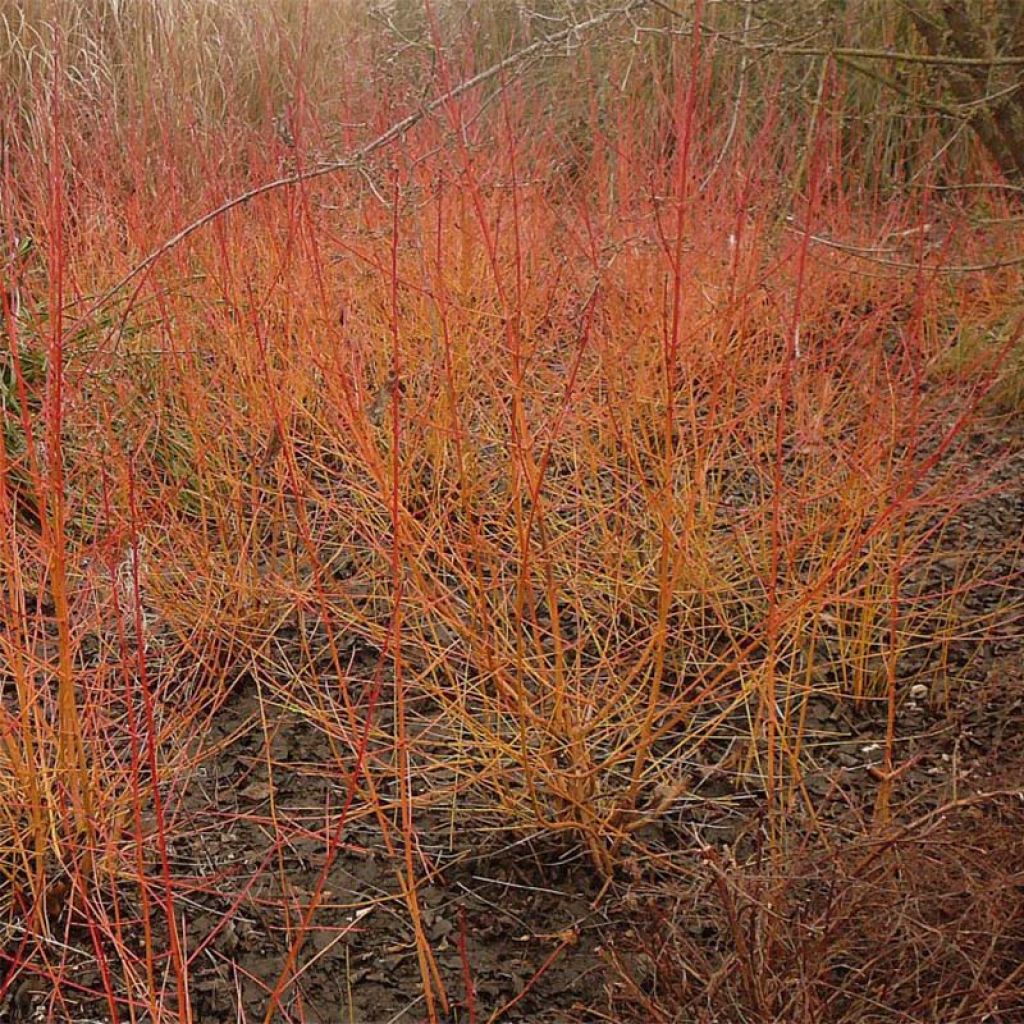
[907,0,1024,184]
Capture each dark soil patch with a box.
[170,678,612,1024]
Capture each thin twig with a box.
[786,220,1024,272]
[743,43,1024,68]
[699,0,753,191]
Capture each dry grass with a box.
[603,791,1024,1023]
